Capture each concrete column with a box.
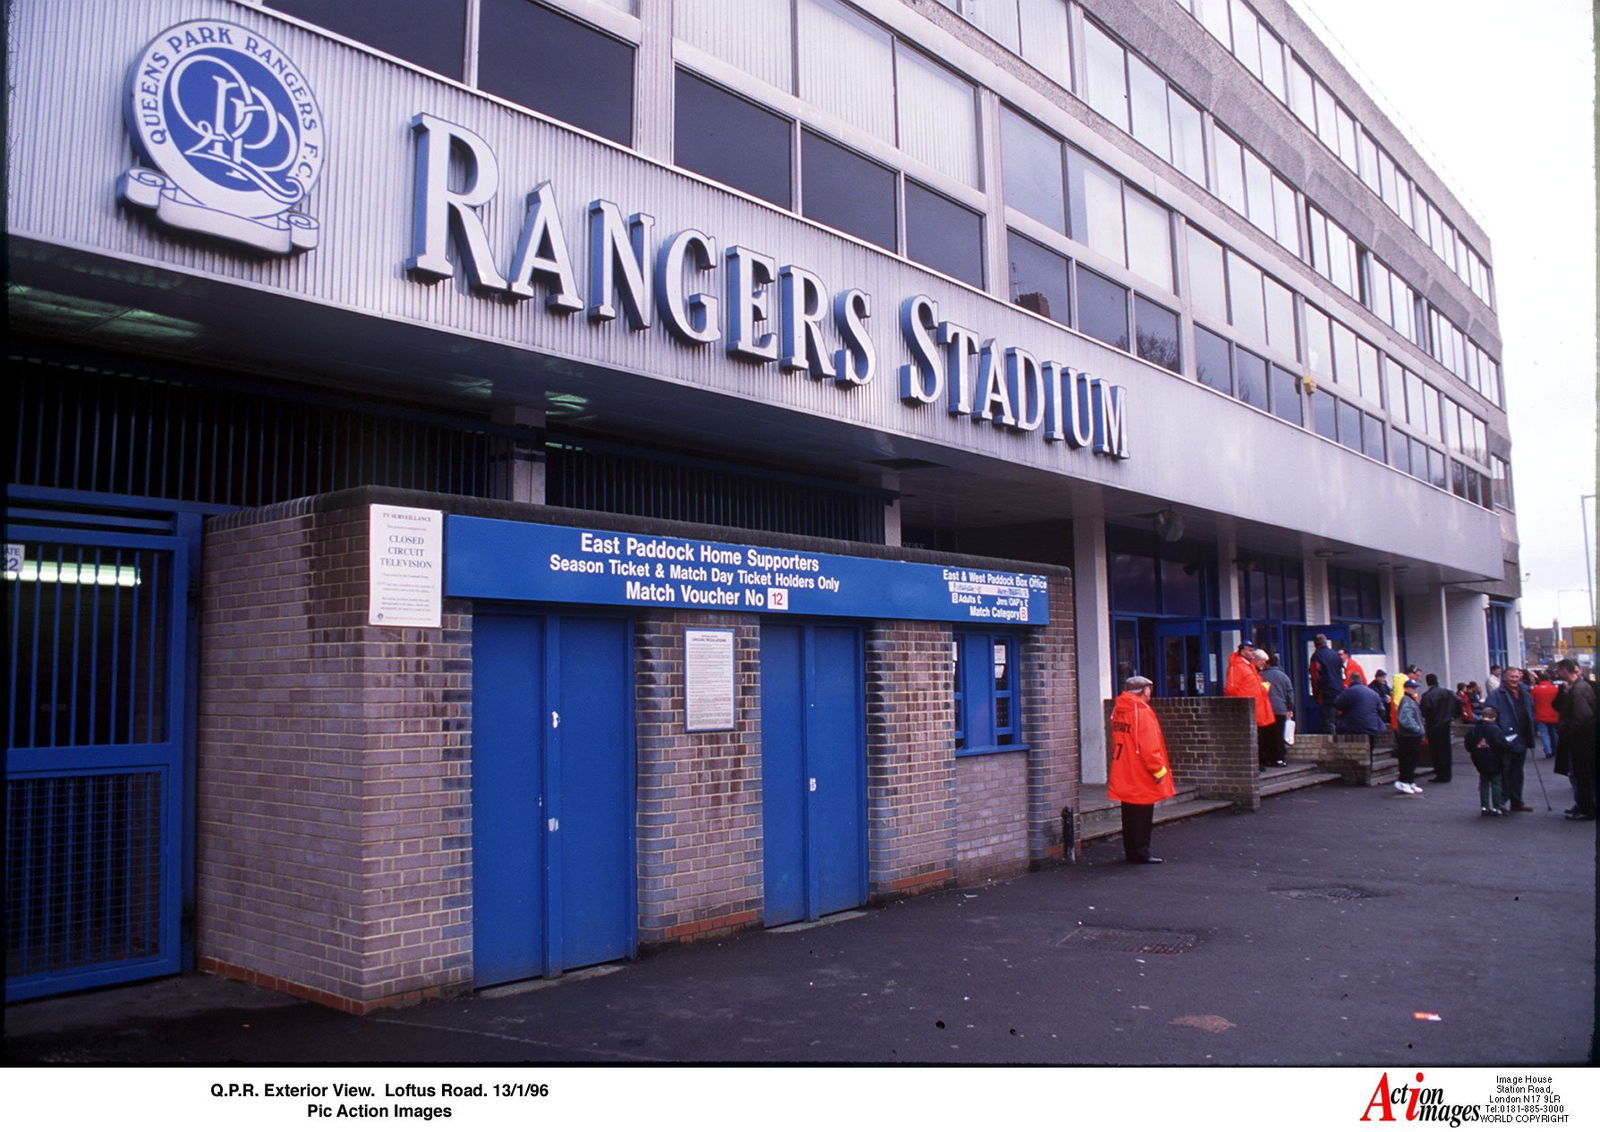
[877,471,902,547]
[493,405,545,504]
[1399,585,1451,679]
[1216,529,1241,619]
[1073,514,1112,785]
[1445,590,1490,688]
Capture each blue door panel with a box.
[471,614,546,988]
[810,626,866,917]
[554,616,633,970]
[761,624,807,926]
[761,622,864,927]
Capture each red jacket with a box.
[1344,659,1367,687]
[1530,680,1560,724]
[1109,692,1177,805]
[1224,652,1274,726]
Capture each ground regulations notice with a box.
[446,516,1049,625]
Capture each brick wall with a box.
[1135,696,1260,809]
[865,622,958,897]
[1023,576,1078,858]
[197,500,471,1013]
[954,752,1028,884]
[634,612,763,945]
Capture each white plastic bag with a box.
[1283,718,1297,745]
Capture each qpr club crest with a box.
[119,20,325,254]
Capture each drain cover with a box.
[1273,885,1381,902]
[1059,926,1199,954]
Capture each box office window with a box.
[480,0,634,145]
[676,72,792,207]
[953,632,1020,752]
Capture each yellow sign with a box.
[1573,626,1597,648]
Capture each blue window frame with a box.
[1486,602,1511,672]
[953,631,1019,752]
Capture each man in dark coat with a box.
[1309,634,1345,733]
[1555,659,1596,820]
[1484,667,1535,812]
[1332,679,1386,737]
[1420,673,1461,783]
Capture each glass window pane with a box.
[1270,364,1301,424]
[1187,229,1228,326]
[1287,56,1315,127]
[1230,0,1261,75]
[1111,550,1159,613]
[1259,26,1286,100]
[1357,131,1381,194]
[1124,190,1173,292]
[1384,359,1406,421]
[1263,276,1296,358]
[1405,372,1425,427]
[967,0,1021,51]
[1337,398,1362,449]
[1243,150,1274,233]
[1355,339,1379,402]
[1194,0,1232,47]
[906,181,984,287]
[1303,305,1331,379]
[1001,107,1066,231]
[1226,252,1265,342]
[898,47,979,185]
[1018,0,1071,86]
[1213,130,1245,214]
[1428,446,1447,489]
[1082,21,1129,129]
[1169,94,1206,183]
[1135,295,1181,372]
[798,0,895,141]
[269,0,466,77]
[1391,435,1411,476]
[1236,347,1268,410]
[1076,266,1129,350]
[1330,321,1358,388]
[1128,54,1171,160]
[1335,105,1358,168]
[1271,175,1299,254]
[1008,232,1071,325]
[1423,385,1442,440]
[1313,81,1338,149]
[1312,389,1337,440]
[479,0,633,144]
[1195,325,1232,393]
[675,72,792,206]
[802,130,897,249]
[674,0,793,90]
[1067,149,1125,263]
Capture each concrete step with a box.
[1077,791,1236,845]
[1259,765,1345,797]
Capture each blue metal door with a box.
[761,622,866,926]
[5,521,193,1001]
[472,610,634,987]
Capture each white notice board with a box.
[684,628,736,732]
[369,505,443,627]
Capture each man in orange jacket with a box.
[1109,674,1176,864]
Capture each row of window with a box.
[988,17,1504,413]
[1168,0,1495,308]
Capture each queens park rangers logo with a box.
[119,20,325,254]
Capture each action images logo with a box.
[119,20,325,253]
[1362,1073,1480,1128]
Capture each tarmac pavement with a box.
[4,775,1595,1067]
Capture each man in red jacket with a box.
[1109,674,1176,864]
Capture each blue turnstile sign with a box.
[446,516,1050,625]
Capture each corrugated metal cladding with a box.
[3,1,1503,572]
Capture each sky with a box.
[1286,0,1598,636]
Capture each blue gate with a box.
[761,622,867,926]
[472,609,635,986]
[5,489,210,1001]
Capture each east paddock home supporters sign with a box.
[445,516,1050,625]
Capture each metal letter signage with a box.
[120,20,325,254]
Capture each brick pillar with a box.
[634,611,763,945]
[197,501,472,1013]
[1024,574,1079,860]
[865,622,958,897]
